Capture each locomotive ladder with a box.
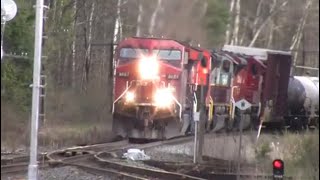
[39,1,50,127]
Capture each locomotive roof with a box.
[222,45,291,61]
[124,37,204,51]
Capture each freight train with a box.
[111,37,318,140]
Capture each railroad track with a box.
[1,153,49,175]
[1,139,130,176]
[43,135,204,179]
[2,133,289,179]
[1,153,47,165]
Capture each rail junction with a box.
[1,136,294,180]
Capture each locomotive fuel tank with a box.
[287,76,319,127]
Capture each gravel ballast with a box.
[1,166,117,180]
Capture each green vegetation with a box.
[1,0,34,113]
[255,140,272,161]
[254,131,319,180]
[204,0,229,46]
[283,131,319,180]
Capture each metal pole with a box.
[28,0,44,179]
[193,120,198,163]
[198,85,205,162]
[1,20,6,60]
[237,111,244,180]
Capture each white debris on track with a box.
[1,166,116,180]
[123,148,150,161]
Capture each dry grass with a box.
[1,120,113,152]
[202,130,319,179]
[254,130,319,180]
[38,121,113,148]
[1,102,30,152]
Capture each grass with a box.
[1,119,113,152]
[254,130,319,180]
[202,129,319,179]
[38,120,113,148]
[1,86,114,152]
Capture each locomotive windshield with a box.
[119,48,148,58]
[119,48,181,60]
[210,59,233,86]
[152,49,181,60]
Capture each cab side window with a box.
[210,59,233,86]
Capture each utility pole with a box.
[234,98,251,180]
[28,0,44,179]
[237,111,244,180]
[194,85,205,163]
[199,85,207,161]
[194,71,209,164]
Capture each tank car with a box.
[286,76,319,129]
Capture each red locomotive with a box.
[112,37,211,139]
[222,45,292,130]
[112,37,294,140]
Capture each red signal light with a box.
[273,160,283,169]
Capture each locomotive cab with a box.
[112,37,188,140]
[207,52,234,132]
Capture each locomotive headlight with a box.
[154,88,174,107]
[125,91,135,102]
[139,56,159,80]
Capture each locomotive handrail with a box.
[112,83,134,113]
[171,96,182,120]
[208,96,214,122]
[230,86,239,119]
[193,92,198,113]
[257,102,261,117]
[231,98,236,119]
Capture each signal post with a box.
[273,159,284,180]
[235,98,252,180]
[193,54,210,164]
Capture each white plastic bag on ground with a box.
[123,148,151,161]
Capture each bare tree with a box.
[71,0,77,88]
[136,0,143,36]
[252,0,263,34]
[266,21,274,48]
[225,0,235,45]
[148,0,162,35]
[248,0,288,47]
[290,0,314,67]
[231,0,240,45]
[82,1,95,89]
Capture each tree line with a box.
[1,0,318,127]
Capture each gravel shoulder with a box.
[1,166,117,180]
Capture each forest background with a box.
[1,0,319,177]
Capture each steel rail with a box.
[94,154,205,180]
